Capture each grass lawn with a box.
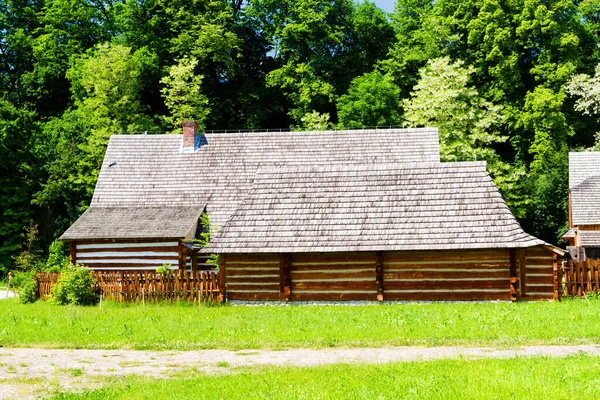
[1,298,600,349]
[50,355,600,399]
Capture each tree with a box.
[567,63,600,146]
[160,57,210,131]
[337,71,401,128]
[403,57,505,162]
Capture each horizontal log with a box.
[291,264,374,271]
[79,263,169,269]
[526,275,554,285]
[290,292,377,301]
[225,262,280,269]
[385,280,508,291]
[525,284,554,292]
[385,291,512,301]
[292,282,378,291]
[291,253,376,264]
[525,259,554,267]
[519,294,554,301]
[226,254,280,263]
[526,247,555,257]
[77,246,179,254]
[384,251,509,263]
[76,239,179,245]
[291,271,375,280]
[384,262,510,270]
[227,268,280,277]
[78,254,179,260]
[227,276,279,284]
[228,292,281,301]
[384,270,509,280]
[226,283,280,291]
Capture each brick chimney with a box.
[182,120,199,153]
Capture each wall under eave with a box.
[71,239,182,270]
[221,248,559,302]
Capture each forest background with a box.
[2,0,600,275]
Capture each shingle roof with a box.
[87,129,440,230]
[60,205,204,240]
[569,152,600,226]
[579,230,600,247]
[202,162,545,253]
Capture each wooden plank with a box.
[228,292,281,301]
[227,276,280,284]
[524,258,554,267]
[226,268,280,277]
[384,252,509,263]
[292,271,375,280]
[384,270,509,280]
[519,249,526,296]
[527,275,555,285]
[290,264,374,271]
[289,292,376,301]
[226,254,280,263]
[227,283,280,291]
[384,280,508,291]
[384,262,510,270]
[291,253,376,264]
[292,281,378,291]
[385,291,512,301]
[77,246,180,253]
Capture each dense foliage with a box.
[2,0,600,274]
[50,264,97,305]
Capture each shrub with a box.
[51,264,97,305]
[11,271,38,304]
[44,240,69,272]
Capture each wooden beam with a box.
[279,253,292,300]
[509,249,517,301]
[376,252,384,301]
[519,249,527,297]
[219,254,227,302]
[553,253,559,300]
[192,249,198,271]
[178,241,185,270]
[70,241,77,265]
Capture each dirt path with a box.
[0,289,16,300]
[2,345,600,399]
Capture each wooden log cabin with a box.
[61,121,563,301]
[60,122,441,271]
[203,163,563,301]
[562,152,600,261]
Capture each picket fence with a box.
[36,269,220,303]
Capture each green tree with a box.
[160,57,210,131]
[567,63,600,146]
[403,57,505,162]
[337,71,401,128]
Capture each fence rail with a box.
[37,270,220,303]
[561,259,600,297]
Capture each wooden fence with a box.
[561,259,600,297]
[36,270,220,303]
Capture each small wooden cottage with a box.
[563,152,600,260]
[203,163,562,301]
[61,122,562,301]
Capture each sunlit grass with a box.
[51,355,600,399]
[1,298,599,350]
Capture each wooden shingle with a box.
[203,162,544,253]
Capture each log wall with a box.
[223,247,559,302]
[289,252,377,301]
[225,254,281,301]
[73,240,181,270]
[383,250,512,301]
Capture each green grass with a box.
[50,355,600,399]
[1,298,600,350]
